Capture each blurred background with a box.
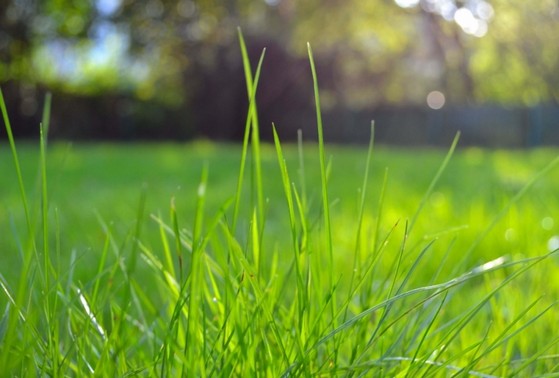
[1,0,558,146]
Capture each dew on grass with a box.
[542,217,554,230]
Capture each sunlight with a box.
[394,0,420,8]
[394,0,494,37]
[454,7,488,37]
[472,256,507,274]
[78,288,107,339]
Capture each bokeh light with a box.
[542,217,554,230]
[548,236,559,252]
[394,0,420,8]
[427,91,446,109]
[394,0,494,37]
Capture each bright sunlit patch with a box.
[395,0,494,37]
[198,182,206,197]
[542,217,554,230]
[472,20,488,37]
[454,7,488,37]
[426,91,446,110]
[472,256,507,274]
[440,2,458,21]
[394,0,420,8]
[78,288,106,339]
[548,236,559,252]
[454,8,475,29]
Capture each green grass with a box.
[2,140,559,375]
[2,43,559,375]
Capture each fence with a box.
[1,84,558,148]
[318,104,559,148]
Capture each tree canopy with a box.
[1,0,558,137]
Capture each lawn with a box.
[2,142,558,279]
[2,138,559,376]
[2,41,559,375]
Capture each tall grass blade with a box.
[272,124,307,363]
[184,165,209,374]
[422,254,554,377]
[128,184,147,276]
[238,27,265,226]
[345,122,375,320]
[409,132,460,232]
[306,251,555,355]
[0,88,33,236]
[41,93,52,144]
[307,43,333,269]
[297,129,308,211]
[232,30,266,232]
[457,154,559,269]
[509,336,559,376]
[404,292,448,378]
[459,297,551,376]
[220,223,291,369]
[308,42,338,362]
[0,88,38,373]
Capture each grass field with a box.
[2,139,559,376]
[2,40,559,376]
[2,142,558,281]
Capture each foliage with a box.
[1,1,559,106]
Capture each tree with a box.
[1,0,558,139]
[470,0,559,104]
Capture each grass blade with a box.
[238,27,265,225]
[409,132,460,232]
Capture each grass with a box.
[2,40,559,376]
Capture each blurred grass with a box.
[1,141,559,375]
[1,142,558,283]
